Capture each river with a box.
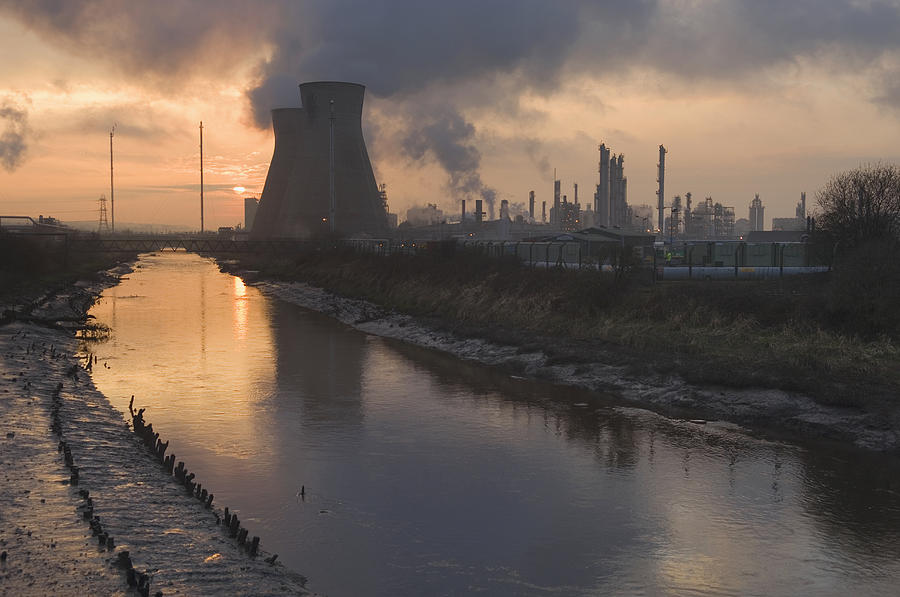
[84,252,900,596]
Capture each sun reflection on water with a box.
[233,276,248,340]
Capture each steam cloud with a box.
[402,109,497,219]
[0,96,29,172]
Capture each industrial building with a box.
[244,197,258,231]
[772,192,808,231]
[749,194,765,231]
[251,81,388,239]
[593,145,629,228]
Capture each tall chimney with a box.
[542,200,546,223]
[552,173,561,226]
[461,199,466,226]
[529,190,535,219]
[597,144,610,226]
[657,144,666,233]
[475,199,483,224]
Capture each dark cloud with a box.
[0,0,276,85]
[5,1,900,107]
[0,95,29,172]
[4,0,900,191]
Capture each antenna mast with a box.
[200,121,204,233]
[329,100,336,234]
[109,124,116,233]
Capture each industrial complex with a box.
[2,79,822,280]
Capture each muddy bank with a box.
[244,277,898,453]
[1,266,309,595]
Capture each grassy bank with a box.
[230,249,899,414]
[0,235,135,318]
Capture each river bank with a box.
[0,264,308,595]
[221,250,900,452]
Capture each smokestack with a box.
[657,144,666,233]
[597,143,610,227]
[461,199,466,226]
[552,172,561,227]
[500,199,509,220]
[574,183,579,206]
[475,198,483,224]
[542,200,546,223]
[528,190,535,219]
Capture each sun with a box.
[232,186,246,194]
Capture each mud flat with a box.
[0,270,308,596]
[249,278,899,453]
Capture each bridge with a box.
[65,236,316,254]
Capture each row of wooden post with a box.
[49,376,153,593]
[129,396,264,559]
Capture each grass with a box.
[228,248,900,412]
[0,235,135,317]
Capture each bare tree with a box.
[816,163,900,248]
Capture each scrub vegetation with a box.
[229,247,900,414]
[0,235,133,318]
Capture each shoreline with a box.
[0,264,309,596]
[244,276,898,453]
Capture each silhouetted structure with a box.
[252,82,387,238]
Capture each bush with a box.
[827,238,900,337]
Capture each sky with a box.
[1,0,899,231]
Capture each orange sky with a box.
[1,3,899,231]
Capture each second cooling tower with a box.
[252,81,387,238]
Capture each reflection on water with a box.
[86,252,900,597]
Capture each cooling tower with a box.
[252,82,388,238]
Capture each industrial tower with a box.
[657,145,666,233]
[97,194,109,233]
[252,81,388,238]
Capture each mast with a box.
[329,100,336,234]
[200,121,204,233]
[109,124,116,233]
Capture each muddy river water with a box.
[85,252,900,596]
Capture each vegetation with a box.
[229,247,899,412]
[813,163,900,338]
[0,235,132,313]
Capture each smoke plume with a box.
[0,96,30,172]
[402,108,496,219]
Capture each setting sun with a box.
[232,186,246,194]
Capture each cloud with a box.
[0,95,30,172]
[5,0,900,197]
[6,1,900,108]
[0,0,275,86]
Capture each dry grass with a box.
[232,249,900,410]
